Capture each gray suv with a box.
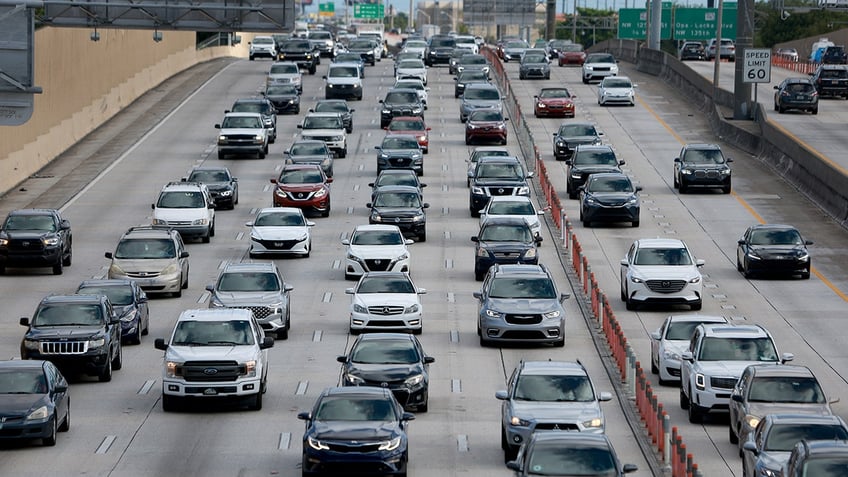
[474,264,567,347]
[206,262,294,339]
[496,360,612,460]
[460,83,503,122]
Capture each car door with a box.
[736,226,752,268]
[652,317,670,369]
[730,367,753,435]
[135,283,150,332]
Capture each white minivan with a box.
[151,181,216,243]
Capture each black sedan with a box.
[774,77,819,114]
[76,279,150,344]
[263,83,301,115]
[508,432,637,476]
[298,386,414,476]
[183,166,239,210]
[311,99,355,133]
[337,333,434,412]
[579,172,641,227]
[0,360,70,446]
[736,224,813,279]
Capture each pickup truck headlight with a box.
[218,135,228,143]
[243,360,257,378]
[42,236,60,246]
[378,436,402,451]
[26,406,49,421]
[253,135,264,144]
[524,248,537,259]
[471,186,484,195]
[745,414,761,429]
[165,361,182,378]
[695,373,706,390]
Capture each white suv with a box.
[154,308,274,411]
[249,36,277,61]
[619,238,704,310]
[297,112,348,158]
[342,224,413,280]
[679,323,793,423]
[151,181,215,242]
[323,63,363,101]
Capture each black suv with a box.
[565,145,624,199]
[810,64,848,98]
[0,208,72,275]
[822,45,847,64]
[367,185,430,242]
[379,88,425,128]
[553,122,603,161]
[673,143,733,193]
[425,35,457,66]
[183,166,239,210]
[471,217,541,280]
[277,39,319,74]
[229,98,277,143]
[469,156,533,217]
[20,294,122,382]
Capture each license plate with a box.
[203,388,218,396]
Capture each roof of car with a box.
[232,98,270,105]
[353,224,404,233]
[519,360,587,376]
[493,263,548,277]
[0,360,51,370]
[121,225,179,239]
[223,111,263,118]
[634,238,688,249]
[529,431,612,447]
[666,314,728,324]
[796,438,848,457]
[255,206,303,216]
[745,363,815,378]
[220,261,280,274]
[39,294,108,305]
[373,185,422,195]
[353,332,418,344]
[682,143,722,150]
[304,112,344,119]
[762,413,846,426]
[321,386,395,399]
[77,279,137,289]
[7,208,58,216]
[698,323,770,338]
[159,182,206,193]
[748,223,799,231]
[176,308,255,322]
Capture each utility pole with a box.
[733,0,754,119]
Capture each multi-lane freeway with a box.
[1,48,847,477]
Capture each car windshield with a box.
[157,191,205,209]
[282,41,311,51]
[527,443,616,475]
[471,150,510,162]
[189,170,230,182]
[802,458,848,476]
[487,200,536,216]
[290,143,328,156]
[388,120,424,131]
[464,88,500,100]
[302,116,342,129]
[633,247,693,266]
[559,124,597,136]
[351,340,420,364]
[373,192,421,208]
[270,64,299,75]
[459,71,488,82]
[603,78,632,88]
[514,374,594,401]
[539,88,570,98]
[477,163,523,179]
[748,376,826,403]
[523,54,547,63]
[698,337,779,361]
[406,41,427,48]
[232,102,269,114]
[171,320,255,346]
[749,229,804,246]
[385,92,419,103]
[587,53,615,63]
[396,81,424,90]
[469,111,503,121]
[253,37,274,45]
[279,169,323,184]
[3,215,55,231]
[216,272,280,292]
[382,137,419,149]
[330,66,359,77]
[462,56,487,65]
[314,102,348,113]
[357,276,416,294]
[586,176,634,193]
[335,54,361,62]
[506,41,528,49]
[430,38,456,47]
[764,424,848,452]
[666,321,713,340]
[78,285,133,306]
[489,277,556,299]
[479,224,532,242]
[683,148,726,164]
[0,369,47,394]
[254,211,305,227]
[309,31,331,39]
[562,43,584,52]
[375,174,417,188]
[266,84,298,95]
[349,40,375,49]
[221,116,263,129]
[315,397,395,421]
[352,230,405,245]
[784,82,815,93]
[115,238,176,259]
[399,60,424,69]
[33,304,102,326]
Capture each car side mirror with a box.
[296,124,303,128]
[506,461,521,471]
[322,76,327,80]
[53,384,68,393]
[180,251,190,258]
[366,203,373,208]
[731,394,744,403]
[151,203,155,210]
[473,291,483,299]
[260,337,275,349]
[650,331,661,340]
[495,390,509,400]
[696,259,705,267]
[375,146,382,150]
[618,160,625,166]
[402,412,415,421]
[60,220,71,230]
[424,356,435,364]
[404,239,414,245]
[681,351,694,362]
[284,284,294,292]
[337,356,347,363]
[345,288,355,294]
[622,464,638,474]
[297,411,311,421]
[781,353,794,364]
[674,157,681,163]
[773,85,779,90]
[805,240,814,245]
[742,441,758,455]
[19,317,30,327]
[422,203,430,208]
[559,293,570,302]
[598,391,613,402]
[154,338,168,351]
[635,186,643,192]
[205,284,214,292]
[564,160,573,165]
[420,183,427,188]
[105,252,113,259]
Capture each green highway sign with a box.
[674,7,738,41]
[618,8,672,40]
[319,2,334,16]
[354,3,385,19]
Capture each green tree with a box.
[384,12,408,32]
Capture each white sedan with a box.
[598,76,636,106]
[342,224,413,280]
[396,59,428,85]
[346,271,426,334]
[649,314,728,385]
[247,207,314,257]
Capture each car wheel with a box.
[248,391,263,411]
[673,174,679,188]
[632,220,640,227]
[0,265,5,275]
[801,269,811,279]
[687,391,704,423]
[812,107,818,115]
[63,247,72,266]
[465,136,471,145]
[249,55,254,61]
[321,204,330,218]
[690,301,702,311]
[162,394,179,412]
[58,403,70,432]
[625,294,637,311]
[553,338,565,348]
[583,218,590,227]
[52,260,63,275]
[475,269,485,281]
[258,150,266,159]
[347,126,353,133]
[112,343,123,370]
[774,102,779,112]
[620,284,627,302]
[729,424,739,444]
[679,387,689,409]
[218,151,225,159]
[651,359,659,374]
[679,181,688,194]
[98,357,112,382]
[418,230,426,242]
[723,185,731,194]
[131,327,142,345]
[501,427,509,450]
[417,394,428,413]
[42,417,57,446]
[350,327,361,335]
[340,148,347,158]
[210,222,215,237]
[582,77,589,84]
[202,232,211,244]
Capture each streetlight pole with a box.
[409,0,414,31]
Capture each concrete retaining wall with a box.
[0,28,255,196]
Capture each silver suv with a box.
[496,360,612,460]
[206,262,294,339]
[105,226,190,297]
[680,323,794,423]
[151,181,215,242]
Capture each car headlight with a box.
[26,406,49,421]
[627,197,638,205]
[243,360,257,377]
[405,374,424,386]
[192,218,210,226]
[689,276,701,284]
[629,275,643,283]
[760,469,779,477]
[798,253,810,261]
[662,349,681,360]
[378,436,402,451]
[471,186,484,195]
[88,337,106,349]
[695,373,706,390]
[556,140,566,147]
[681,169,693,175]
[412,108,423,114]
[353,303,368,313]
[467,124,478,130]
[404,303,420,313]
[542,310,561,319]
[152,218,168,225]
[344,372,366,385]
[524,248,537,259]
[371,212,383,222]
[517,186,530,196]
[332,135,344,141]
[496,124,505,130]
[379,153,389,159]
[23,339,39,351]
[120,309,138,323]
[411,213,425,222]
[382,109,391,115]
[218,190,232,197]
[745,414,761,429]
[509,416,531,427]
[308,436,330,451]
[583,418,603,429]
[484,309,503,318]
[537,102,546,108]
[746,250,762,260]
[476,247,489,257]
[327,83,335,88]
[720,168,731,176]
[313,188,327,199]
[253,135,264,144]
[218,135,228,143]
[586,197,597,205]
[0,237,8,247]
[42,236,60,246]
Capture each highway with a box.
[1,49,847,477]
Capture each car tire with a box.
[53,260,63,275]
[673,175,679,188]
[620,284,627,302]
[248,391,263,411]
[812,107,819,115]
[249,55,254,61]
[729,424,739,444]
[218,151,225,159]
[63,247,72,267]
[417,394,428,413]
[340,148,347,158]
[58,403,70,432]
[582,77,589,84]
[112,343,123,370]
[583,218,590,227]
[723,184,731,194]
[162,394,179,412]
[553,338,565,348]
[688,392,704,423]
[130,328,142,345]
[690,301,702,311]
[42,417,57,446]
[651,359,659,375]
[632,220,640,227]
[202,232,211,244]
[98,357,112,382]
[625,295,637,311]
[350,327,361,335]
[679,181,688,194]
[679,387,689,409]
[418,231,426,242]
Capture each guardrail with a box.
[481,45,706,477]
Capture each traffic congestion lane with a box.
[503,55,848,476]
[0,56,651,476]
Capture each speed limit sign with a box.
[743,48,771,83]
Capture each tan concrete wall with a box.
[0,28,256,195]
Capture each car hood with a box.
[371,207,423,218]
[681,162,728,170]
[251,226,309,241]
[204,182,233,191]
[629,264,700,281]
[0,394,50,416]
[511,400,600,421]
[521,61,549,67]
[327,77,361,86]
[354,293,418,307]
[586,192,637,204]
[220,127,265,136]
[300,128,344,136]
[166,345,259,362]
[745,402,832,418]
[462,100,501,109]
[482,214,541,229]
[584,62,617,69]
[269,73,300,81]
[277,183,324,193]
[753,450,791,472]
[397,68,425,75]
[389,129,427,137]
[474,178,526,186]
[0,230,53,239]
[311,421,400,441]
[110,258,176,271]
[601,87,633,94]
[380,148,421,158]
[346,363,423,382]
[538,98,573,105]
[557,135,600,144]
[27,326,105,340]
[288,155,329,164]
[479,241,534,252]
[211,291,285,306]
[383,102,421,109]
[749,246,807,258]
[468,120,506,128]
[662,340,689,356]
[154,208,208,221]
[697,360,775,377]
[349,244,408,259]
[486,297,560,313]
[266,94,300,102]
[504,48,526,55]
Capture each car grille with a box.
[389,157,415,167]
[367,305,405,315]
[592,66,611,72]
[485,186,517,196]
[180,360,243,382]
[40,341,88,354]
[505,313,543,325]
[645,280,687,293]
[126,270,162,278]
[303,135,337,143]
[366,320,408,328]
[326,441,383,453]
[710,376,739,389]
[163,220,193,226]
[185,385,238,393]
[256,238,301,250]
[535,422,580,431]
[228,305,276,320]
[596,198,629,206]
[364,259,392,271]
[389,109,415,117]
[331,84,355,90]
[7,239,46,252]
[693,170,720,179]
[223,135,260,144]
[501,330,549,340]
[493,251,523,259]
[286,191,316,201]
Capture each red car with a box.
[558,43,587,66]
[270,164,333,217]
[534,87,576,118]
[385,116,431,154]
[465,110,508,145]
